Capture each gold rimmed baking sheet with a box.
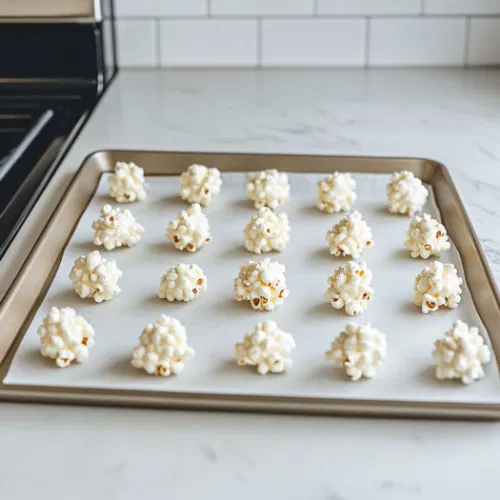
[1,150,499,419]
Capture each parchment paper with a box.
[5,172,500,404]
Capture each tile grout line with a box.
[421,0,425,15]
[207,0,212,17]
[115,14,497,21]
[364,17,371,67]
[464,16,471,66]
[257,17,262,67]
[155,18,161,67]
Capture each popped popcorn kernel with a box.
[108,161,146,203]
[325,322,387,381]
[325,261,374,316]
[92,204,144,251]
[37,307,95,368]
[413,261,463,313]
[233,258,289,311]
[159,263,207,302]
[243,207,290,254]
[131,315,194,377]
[433,320,490,385]
[316,172,356,213]
[235,321,295,375]
[69,250,122,302]
[179,164,222,206]
[325,211,374,258]
[405,213,450,259]
[247,169,290,210]
[166,203,211,252]
[387,170,428,216]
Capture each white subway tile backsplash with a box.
[369,18,467,65]
[211,0,314,16]
[114,0,500,68]
[424,1,500,14]
[115,0,207,17]
[468,18,500,65]
[318,0,421,15]
[159,19,258,66]
[117,20,157,67]
[261,19,366,66]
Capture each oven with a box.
[0,0,116,258]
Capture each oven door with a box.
[0,98,88,259]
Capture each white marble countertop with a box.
[2,68,500,499]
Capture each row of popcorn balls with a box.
[37,309,490,385]
[91,202,448,263]
[68,250,208,304]
[92,202,289,255]
[326,319,491,385]
[68,249,462,319]
[100,181,445,263]
[324,209,450,261]
[108,161,428,216]
[67,251,287,310]
[107,162,290,210]
[324,258,463,316]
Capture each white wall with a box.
[115,0,500,67]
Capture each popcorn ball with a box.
[234,321,295,375]
[166,203,212,252]
[413,261,463,314]
[37,307,95,368]
[387,170,428,216]
[324,261,374,316]
[243,207,291,254]
[131,315,194,377]
[108,161,146,203]
[233,258,289,311]
[325,211,374,258]
[405,213,451,259]
[316,172,356,213]
[158,263,207,302]
[179,164,222,206]
[247,169,290,210]
[433,320,490,385]
[69,250,122,302]
[92,204,144,251]
[325,322,387,381]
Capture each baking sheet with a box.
[5,172,500,404]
